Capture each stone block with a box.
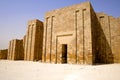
[24,19,43,61]
[0,49,8,59]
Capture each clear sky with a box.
[0,0,120,49]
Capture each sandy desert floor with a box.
[0,60,120,80]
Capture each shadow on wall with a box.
[91,8,114,65]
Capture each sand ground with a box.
[0,60,120,80]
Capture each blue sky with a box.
[0,0,120,49]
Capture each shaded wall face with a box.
[24,20,43,61]
[8,40,14,60]
[15,40,24,60]
[43,2,93,64]
[92,13,120,64]
[0,49,7,59]
[8,40,24,60]
[96,13,120,63]
[34,22,43,61]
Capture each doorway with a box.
[62,44,67,63]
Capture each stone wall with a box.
[0,49,8,59]
[7,39,24,60]
[23,35,26,50]
[24,19,43,61]
[91,7,113,64]
[42,1,120,65]
[1,1,120,65]
[42,2,93,64]
[97,13,120,63]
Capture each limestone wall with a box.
[0,49,8,59]
[97,13,120,63]
[43,2,93,64]
[1,1,120,64]
[91,8,113,64]
[110,17,120,63]
[24,19,43,61]
[7,39,24,60]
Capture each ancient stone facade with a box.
[7,39,24,60]
[1,1,120,65]
[97,13,120,63]
[43,2,93,64]
[24,20,43,61]
[90,9,114,64]
[42,2,120,64]
[0,49,8,59]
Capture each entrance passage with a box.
[62,44,67,63]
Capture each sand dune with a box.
[0,60,120,80]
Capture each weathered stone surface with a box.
[0,49,8,59]
[2,1,120,65]
[42,1,120,64]
[42,2,93,64]
[97,13,120,63]
[24,19,43,61]
[7,39,24,60]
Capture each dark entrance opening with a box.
[62,44,67,63]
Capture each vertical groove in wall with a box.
[30,25,33,60]
[7,41,11,59]
[27,26,30,60]
[44,18,48,62]
[108,16,111,47]
[56,37,58,64]
[28,26,31,60]
[10,41,12,59]
[29,26,32,60]
[24,38,26,60]
[38,26,40,60]
[35,25,38,60]
[34,26,36,60]
[31,24,35,60]
[23,37,26,60]
[75,10,79,64]
[24,36,26,60]
[13,40,15,60]
[16,40,18,59]
[40,25,42,60]
[26,27,29,60]
[39,25,41,60]
[17,41,18,59]
[99,16,104,62]
[37,25,40,60]
[50,16,54,63]
[32,25,34,60]
[11,40,14,60]
[36,26,38,60]
[17,41,19,59]
[15,40,17,60]
[27,27,29,60]
[12,41,13,60]
[82,9,86,64]
[24,37,28,60]
[9,41,11,59]
[8,42,9,59]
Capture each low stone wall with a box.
[0,49,8,59]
